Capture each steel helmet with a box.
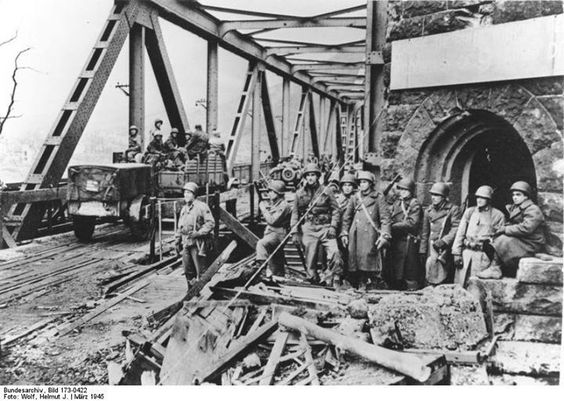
[357,171,375,184]
[397,178,415,193]
[510,181,532,196]
[183,182,199,194]
[155,118,163,125]
[171,128,179,134]
[268,180,286,195]
[303,163,321,176]
[154,132,163,137]
[129,125,138,133]
[475,185,494,200]
[340,173,357,186]
[429,182,449,197]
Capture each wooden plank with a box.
[219,207,259,248]
[300,332,320,385]
[56,281,150,337]
[391,14,564,90]
[259,329,289,385]
[1,317,58,346]
[200,320,279,383]
[1,226,17,248]
[0,186,67,209]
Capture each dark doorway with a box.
[415,110,537,209]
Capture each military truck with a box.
[67,163,154,241]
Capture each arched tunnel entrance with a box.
[414,110,537,210]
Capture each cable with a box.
[157,108,385,385]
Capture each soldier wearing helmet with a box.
[385,178,423,290]
[452,185,505,286]
[477,181,545,279]
[419,182,462,286]
[256,180,292,277]
[164,128,187,170]
[290,163,343,288]
[341,171,392,290]
[186,124,210,160]
[175,182,215,289]
[125,125,141,162]
[150,118,163,139]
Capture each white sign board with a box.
[391,14,564,90]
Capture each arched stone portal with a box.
[414,110,537,210]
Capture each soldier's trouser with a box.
[182,246,208,283]
[256,231,286,276]
[301,222,343,281]
[454,249,492,286]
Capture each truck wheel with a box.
[72,216,96,242]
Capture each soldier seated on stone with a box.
[386,178,423,291]
[125,125,141,162]
[256,180,292,278]
[290,163,343,288]
[477,181,546,279]
[419,182,461,287]
[175,182,215,290]
[341,171,392,290]
[452,185,505,287]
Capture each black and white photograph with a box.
[0,0,562,393]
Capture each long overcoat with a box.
[493,199,545,265]
[341,189,391,273]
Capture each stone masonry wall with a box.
[381,0,564,234]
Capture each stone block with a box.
[423,10,469,36]
[491,340,561,376]
[521,77,564,96]
[384,105,418,131]
[492,1,563,24]
[481,278,562,316]
[380,131,403,158]
[490,84,533,124]
[494,313,562,343]
[517,257,563,285]
[513,98,560,154]
[538,192,564,223]
[388,89,431,106]
[533,142,564,193]
[403,1,448,18]
[387,16,424,41]
[456,85,492,110]
[538,96,564,130]
[382,42,392,63]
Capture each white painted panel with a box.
[391,14,564,90]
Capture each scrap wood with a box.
[199,320,278,383]
[277,361,312,385]
[181,299,252,309]
[247,307,269,334]
[300,332,320,385]
[1,317,58,346]
[278,312,432,383]
[56,281,150,337]
[402,348,481,365]
[123,332,167,361]
[259,329,290,384]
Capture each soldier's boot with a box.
[477,264,502,279]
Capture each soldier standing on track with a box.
[291,163,343,288]
[419,182,461,286]
[256,180,292,278]
[478,181,546,279]
[341,171,392,290]
[386,178,422,290]
[452,185,505,287]
[175,182,215,289]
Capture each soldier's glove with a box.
[418,253,427,268]
[454,255,463,269]
[327,227,337,239]
[432,239,447,252]
[375,236,390,251]
[341,235,349,247]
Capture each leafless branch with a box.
[0,31,18,48]
[0,46,31,136]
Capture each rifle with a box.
[383,174,402,197]
[437,193,469,265]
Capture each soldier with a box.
[125,125,141,162]
[146,131,165,154]
[341,171,392,290]
[419,182,461,286]
[290,163,343,288]
[256,180,292,277]
[150,118,163,138]
[164,128,179,153]
[337,173,356,285]
[209,130,225,155]
[451,186,505,287]
[478,181,545,279]
[386,178,422,290]
[186,124,210,160]
[175,182,215,289]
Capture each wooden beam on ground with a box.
[219,207,259,248]
[199,320,279,383]
[300,332,320,385]
[259,329,289,385]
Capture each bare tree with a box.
[0,31,31,137]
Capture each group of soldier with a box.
[173,159,547,292]
[124,118,222,170]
